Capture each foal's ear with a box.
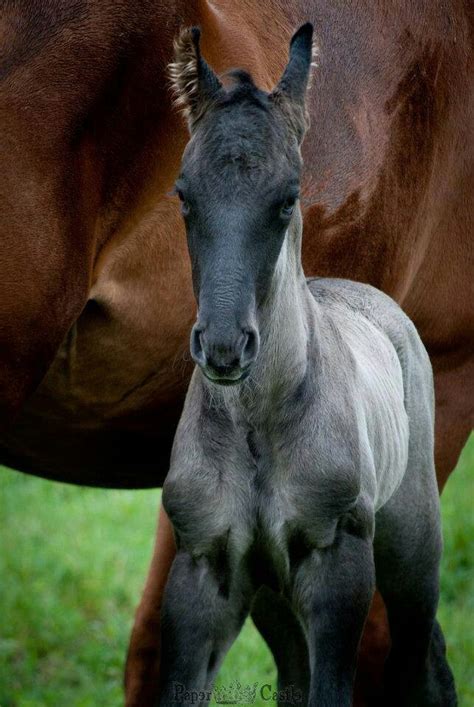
[270,23,316,143]
[169,27,223,131]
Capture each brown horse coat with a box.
[1,1,472,488]
[1,1,473,705]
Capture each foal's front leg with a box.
[296,515,375,707]
[159,550,249,706]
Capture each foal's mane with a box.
[214,68,270,112]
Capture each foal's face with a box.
[171,24,314,384]
[177,93,302,384]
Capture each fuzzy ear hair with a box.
[169,27,223,130]
[270,23,317,142]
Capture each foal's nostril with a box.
[191,323,259,381]
[240,328,259,368]
[190,325,207,367]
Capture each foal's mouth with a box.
[202,367,251,386]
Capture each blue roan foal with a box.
[160,24,456,707]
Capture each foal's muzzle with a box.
[190,324,259,384]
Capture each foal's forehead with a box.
[183,91,297,181]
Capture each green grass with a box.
[0,437,472,706]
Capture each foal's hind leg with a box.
[251,586,310,705]
[374,481,457,706]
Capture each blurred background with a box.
[1,436,472,707]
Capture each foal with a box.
[160,24,456,706]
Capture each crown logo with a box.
[213,680,258,704]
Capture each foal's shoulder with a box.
[307,277,402,322]
[307,276,431,374]
[308,277,415,335]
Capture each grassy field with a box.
[0,437,472,706]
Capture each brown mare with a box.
[1,1,472,705]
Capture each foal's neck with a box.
[244,207,318,412]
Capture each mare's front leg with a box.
[125,504,176,707]
[295,506,375,707]
[159,549,250,706]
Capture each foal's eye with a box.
[280,196,297,218]
[176,188,190,216]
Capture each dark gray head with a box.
[170,24,314,384]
